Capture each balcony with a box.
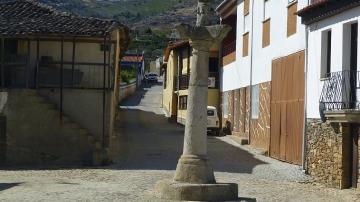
[174,72,219,91]
[174,75,190,91]
[319,70,360,123]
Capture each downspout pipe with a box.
[248,0,255,144]
[302,0,311,172]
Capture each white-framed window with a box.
[263,0,271,21]
[244,14,250,33]
[251,85,260,119]
[223,92,228,118]
[320,29,332,79]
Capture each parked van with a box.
[207,106,220,136]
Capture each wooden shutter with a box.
[287,2,298,37]
[244,0,249,16]
[262,19,271,48]
[243,32,249,57]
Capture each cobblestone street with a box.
[0,83,359,202]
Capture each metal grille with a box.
[319,70,360,110]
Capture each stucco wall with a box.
[306,7,360,119]
[4,90,94,165]
[38,89,111,142]
[119,83,137,102]
[221,0,307,92]
[177,89,220,125]
[162,51,178,118]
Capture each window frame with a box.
[251,85,260,119]
[320,29,332,79]
[179,95,188,110]
[287,1,298,37]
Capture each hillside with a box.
[0,0,223,63]
[22,0,222,29]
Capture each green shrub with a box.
[121,68,137,84]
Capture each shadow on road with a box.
[0,183,23,191]
[111,106,268,174]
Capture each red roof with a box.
[122,55,144,63]
[163,40,189,62]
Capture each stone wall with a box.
[306,119,351,189]
[119,82,137,102]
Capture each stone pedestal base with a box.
[155,180,238,201]
[174,155,215,184]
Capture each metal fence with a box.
[320,70,360,110]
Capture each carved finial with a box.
[196,0,215,27]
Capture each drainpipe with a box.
[248,0,255,144]
[302,0,311,172]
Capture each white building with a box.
[298,0,360,190]
[217,0,307,165]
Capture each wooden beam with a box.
[60,37,64,120]
[35,38,39,88]
[26,39,30,88]
[102,36,107,148]
[71,38,76,87]
[0,38,4,87]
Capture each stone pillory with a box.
[0,0,126,37]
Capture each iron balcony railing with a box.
[174,72,219,91]
[319,70,360,111]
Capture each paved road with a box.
[0,82,359,201]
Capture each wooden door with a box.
[270,51,305,165]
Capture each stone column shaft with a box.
[183,42,210,156]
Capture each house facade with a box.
[217,0,307,165]
[298,0,360,189]
[162,41,220,124]
[0,0,129,166]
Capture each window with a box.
[320,30,332,78]
[287,1,298,37]
[223,92,228,118]
[262,19,271,48]
[243,32,249,57]
[244,0,250,16]
[179,95,188,110]
[244,14,250,33]
[263,0,270,21]
[251,85,260,119]
[164,68,167,89]
[207,109,215,117]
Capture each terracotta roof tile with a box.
[0,0,127,37]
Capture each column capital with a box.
[176,24,232,49]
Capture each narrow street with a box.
[0,83,359,201]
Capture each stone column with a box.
[174,39,215,184]
[154,2,238,201]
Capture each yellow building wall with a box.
[181,48,191,75]
[162,50,178,118]
[177,89,219,125]
[177,90,188,124]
